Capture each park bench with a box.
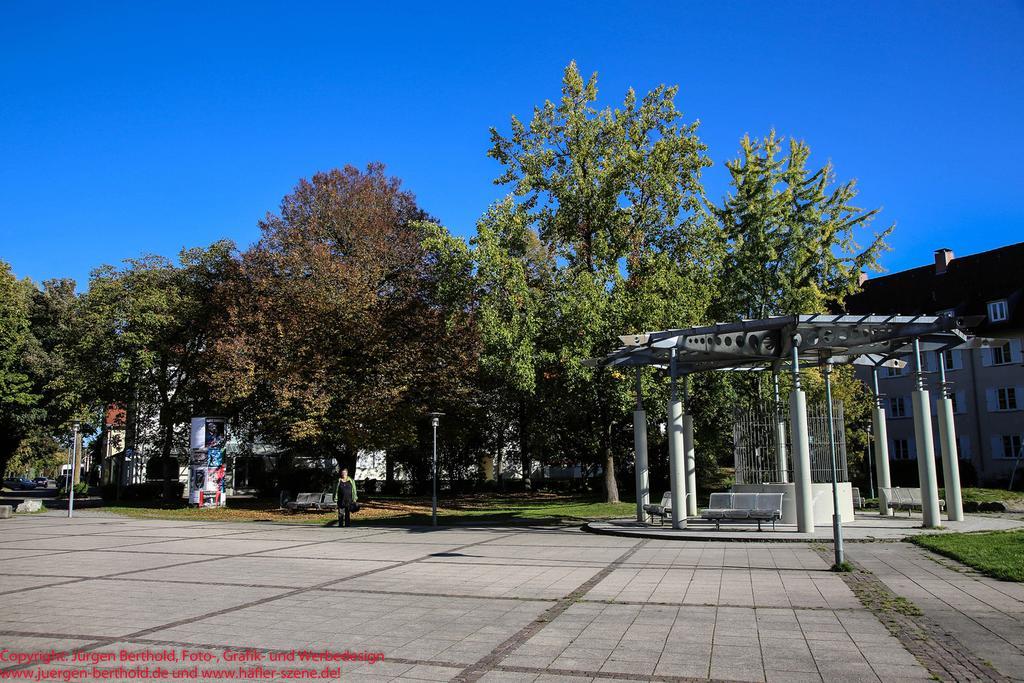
[881,487,946,516]
[643,491,698,525]
[701,492,784,531]
[286,492,335,512]
[643,492,672,525]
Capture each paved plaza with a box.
[0,512,1021,682]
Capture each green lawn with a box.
[913,530,1024,582]
[104,492,636,526]
[954,487,1024,506]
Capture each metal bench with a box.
[286,492,322,512]
[701,492,784,531]
[643,492,672,525]
[881,487,945,516]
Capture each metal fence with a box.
[733,401,848,484]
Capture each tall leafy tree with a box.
[712,131,892,320]
[211,164,477,478]
[472,198,553,484]
[488,62,716,501]
[0,261,41,476]
[76,242,234,497]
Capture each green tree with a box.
[488,62,716,501]
[471,198,553,485]
[0,261,41,476]
[211,164,479,483]
[76,242,235,498]
[712,131,892,320]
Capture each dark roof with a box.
[845,241,1024,336]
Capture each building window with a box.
[942,349,962,371]
[889,396,907,418]
[993,342,1013,365]
[892,439,911,460]
[1001,435,1023,459]
[988,300,1009,322]
[885,363,903,377]
[997,387,1018,411]
[950,392,961,413]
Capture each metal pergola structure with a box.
[590,313,973,565]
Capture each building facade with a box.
[846,243,1024,486]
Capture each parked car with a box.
[33,477,50,488]
[3,477,37,490]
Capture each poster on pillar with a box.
[188,449,208,505]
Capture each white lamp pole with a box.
[68,421,80,519]
[428,412,444,527]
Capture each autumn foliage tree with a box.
[210,164,478,477]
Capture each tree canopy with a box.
[1,63,894,506]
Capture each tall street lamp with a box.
[428,412,444,527]
[68,421,80,519]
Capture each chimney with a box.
[935,248,954,275]
[857,272,868,286]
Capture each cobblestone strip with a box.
[451,539,648,683]
[813,547,1008,682]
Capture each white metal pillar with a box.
[789,340,814,533]
[634,367,650,523]
[871,369,893,517]
[773,370,789,483]
[936,352,964,521]
[911,339,942,528]
[682,376,698,518]
[667,349,686,528]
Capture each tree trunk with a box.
[518,400,531,492]
[602,420,619,503]
[120,380,138,502]
[161,412,175,501]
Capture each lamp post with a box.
[428,412,444,527]
[68,421,80,519]
[822,363,845,567]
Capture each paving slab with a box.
[0,510,1018,682]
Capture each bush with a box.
[59,481,90,497]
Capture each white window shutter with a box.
[957,391,966,413]
[909,437,917,460]
[986,389,997,411]
[953,350,963,370]
[960,436,970,458]
[992,435,1004,458]
[982,348,993,367]
[1012,339,1023,364]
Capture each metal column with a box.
[667,348,686,528]
[871,369,893,516]
[634,367,650,523]
[682,376,698,518]
[789,340,814,533]
[911,339,942,528]
[936,352,964,521]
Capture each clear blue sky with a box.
[2,1,1022,288]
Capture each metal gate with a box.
[733,402,848,484]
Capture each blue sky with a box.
[2,1,1022,288]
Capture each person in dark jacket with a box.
[335,469,357,528]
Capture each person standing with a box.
[335,469,357,528]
